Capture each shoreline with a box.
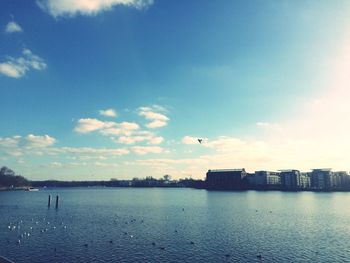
[3,185,350,193]
[0,186,31,192]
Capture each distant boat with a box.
[26,187,39,192]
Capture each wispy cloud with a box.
[5,21,23,33]
[37,0,154,18]
[57,147,129,156]
[138,105,169,129]
[0,134,56,156]
[146,120,167,128]
[75,106,167,147]
[115,133,164,145]
[25,134,56,148]
[0,49,47,78]
[99,108,117,117]
[117,135,147,145]
[131,146,163,155]
[148,136,164,145]
[0,134,130,158]
[0,134,56,149]
[99,121,140,136]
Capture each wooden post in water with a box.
[55,195,59,209]
[48,195,51,207]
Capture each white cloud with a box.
[146,120,167,128]
[76,155,107,160]
[0,134,130,163]
[74,118,112,133]
[139,110,168,122]
[76,107,166,146]
[37,0,154,17]
[59,147,129,156]
[74,118,139,135]
[119,121,139,131]
[25,134,56,148]
[148,136,164,145]
[182,136,203,145]
[138,105,169,129]
[111,128,164,145]
[0,134,56,149]
[136,158,206,166]
[0,136,21,148]
[5,21,23,33]
[93,161,118,167]
[117,135,147,144]
[0,134,56,156]
[99,108,117,117]
[0,134,131,160]
[115,134,164,145]
[0,49,47,78]
[99,121,140,136]
[131,146,163,155]
[204,136,247,152]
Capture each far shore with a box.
[4,185,350,193]
[0,186,31,191]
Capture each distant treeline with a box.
[0,166,205,190]
[32,176,205,189]
[0,166,31,188]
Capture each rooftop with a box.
[208,169,245,172]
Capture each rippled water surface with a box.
[1,188,350,262]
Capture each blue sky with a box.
[1,0,350,180]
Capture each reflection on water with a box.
[1,188,350,262]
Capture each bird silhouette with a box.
[198,139,203,144]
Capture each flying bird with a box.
[198,139,203,144]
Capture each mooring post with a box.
[55,195,59,209]
[48,195,51,207]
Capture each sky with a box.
[1,0,350,181]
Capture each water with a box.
[1,188,350,262]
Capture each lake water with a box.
[1,188,350,262]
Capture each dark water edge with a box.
[1,188,350,262]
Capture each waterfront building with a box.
[266,172,281,185]
[206,169,247,189]
[280,170,300,189]
[280,170,310,189]
[310,169,333,190]
[333,171,350,189]
[331,172,341,189]
[247,172,265,185]
[248,171,281,186]
[299,173,311,189]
